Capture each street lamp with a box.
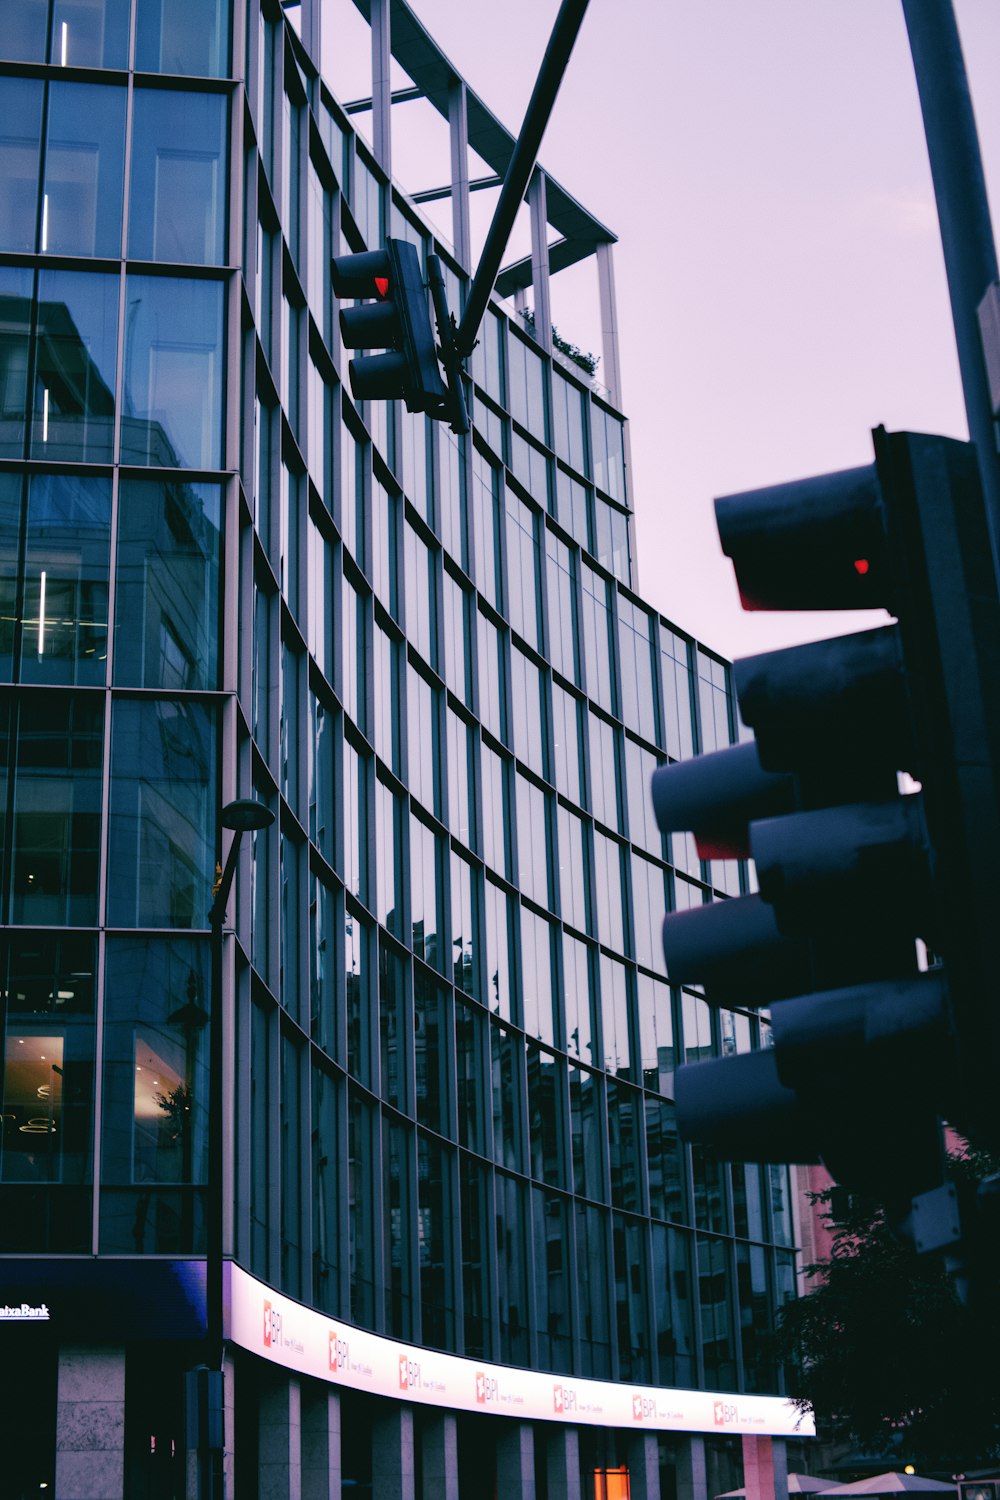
[192,797,274,1500]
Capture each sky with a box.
[322,0,1000,663]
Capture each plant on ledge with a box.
[518,308,600,378]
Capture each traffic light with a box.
[652,428,1000,1211]
[331,238,448,416]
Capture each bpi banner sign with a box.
[227,1265,814,1437]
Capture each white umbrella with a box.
[716,1479,837,1499]
[822,1476,956,1496]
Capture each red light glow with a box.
[854,559,870,575]
[375,276,389,298]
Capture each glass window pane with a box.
[0,78,43,251]
[107,699,216,928]
[551,684,583,806]
[1,0,48,62]
[637,973,674,1096]
[515,772,549,909]
[545,531,579,685]
[129,88,227,264]
[15,474,110,685]
[135,0,230,77]
[0,267,34,459]
[472,447,499,609]
[562,932,593,1066]
[557,804,588,935]
[34,270,119,463]
[121,275,224,469]
[409,813,442,970]
[580,562,614,714]
[0,474,20,679]
[0,932,96,1254]
[600,952,630,1079]
[100,936,210,1253]
[451,849,477,998]
[505,492,540,651]
[52,0,131,68]
[520,906,554,1046]
[114,478,221,689]
[9,691,103,926]
[485,878,512,1022]
[659,628,694,762]
[43,83,126,258]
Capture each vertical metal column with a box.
[529,169,553,353]
[371,0,392,176]
[596,241,623,408]
[449,80,472,272]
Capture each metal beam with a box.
[454,0,591,358]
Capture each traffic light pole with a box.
[453,0,591,360]
[901,0,1000,572]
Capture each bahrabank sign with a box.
[228,1264,815,1438]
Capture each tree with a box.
[776,1149,1000,1467]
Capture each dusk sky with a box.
[324,0,1000,664]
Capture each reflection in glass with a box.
[121,275,224,469]
[0,475,22,679]
[107,698,215,928]
[129,89,227,264]
[32,269,119,462]
[20,473,111,685]
[0,268,34,459]
[0,78,43,251]
[0,931,96,1250]
[135,0,230,77]
[114,478,221,689]
[51,0,131,68]
[2,0,48,61]
[43,83,126,258]
[9,691,103,926]
[100,936,210,1253]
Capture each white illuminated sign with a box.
[0,1302,50,1321]
[227,1265,814,1438]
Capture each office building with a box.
[0,0,812,1494]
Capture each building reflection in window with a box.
[121,274,224,469]
[5,690,103,926]
[100,936,210,1253]
[114,478,222,690]
[32,270,119,463]
[129,89,227,265]
[107,698,216,929]
[42,82,126,258]
[0,931,96,1251]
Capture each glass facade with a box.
[0,1,798,1489]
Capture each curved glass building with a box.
[0,0,812,1494]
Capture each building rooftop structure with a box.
[0,0,812,1494]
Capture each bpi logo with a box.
[399,1355,421,1390]
[632,1394,656,1422]
[475,1371,498,1405]
[329,1329,349,1373]
[263,1300,281,1348]
[714,1400,739,1427]
[553,1383,577,1415]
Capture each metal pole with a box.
[203,833,242,1500]
[901,0,1000,569]
[454,0,591,358]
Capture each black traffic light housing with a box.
[653,429,1000,1210]
[332,238,449,418]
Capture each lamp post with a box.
[194,797,274,1500]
